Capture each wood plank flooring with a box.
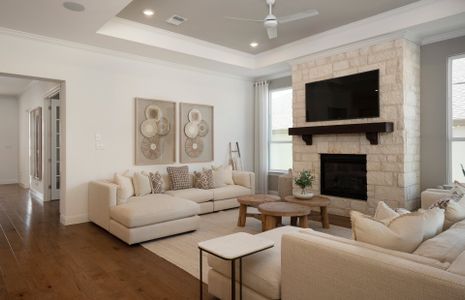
[0,184,351,299]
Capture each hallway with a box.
[0,184,205,299]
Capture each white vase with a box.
[293,189,314,200]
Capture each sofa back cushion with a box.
[167,166,192,190]
[444,194,465,229]
[414,219,465,263]
[351,211,424,253]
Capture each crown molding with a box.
[421,27,465,45]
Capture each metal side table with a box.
[198,232,274,300]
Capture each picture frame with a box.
[179,103,214,163]
[135,98,176,165]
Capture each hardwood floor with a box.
[0,184,351,299]
[0,184,210,299]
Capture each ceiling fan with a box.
[225,0,319,40]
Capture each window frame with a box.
[447,53,465,183]
[268,86,293,173]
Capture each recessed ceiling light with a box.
[63,1,85,12]
[143,9,155,16]
[250,42,259,48]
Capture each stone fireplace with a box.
[292,38,420,216]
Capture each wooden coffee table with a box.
[258,202,311,231]
[237,194,281,227]
[284,195,331,229]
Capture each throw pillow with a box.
[148,172,163,194]
[351,210,425,253]
[444,194,465,229]
[194,171,210,189]
[167,166,192,190]
[203,168,215,189]
[114,172,134,204]
[133,172,152,197]
[418,207,445,240]
[374,201,400,224]
[212,165,234,186]
[211,167,226,188]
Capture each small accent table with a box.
[198,232,274,300]
[284,195,331,229]
[237,194,281,227]
[258,202,311,231]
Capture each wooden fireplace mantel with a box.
[288,122,394,145]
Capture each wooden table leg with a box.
[237,204,247,227]
[321,206,330,229]
[263,215,277,231]
[290,216,297,226]
[299,215,309,228]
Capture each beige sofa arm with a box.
[88,180,118,230]
[281,232,465,300]
[421,189,452,209]
[232,171,255,194]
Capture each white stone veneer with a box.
[292,38,421,216]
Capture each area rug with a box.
[142,208,352,283]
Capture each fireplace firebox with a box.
[320,154,367,200]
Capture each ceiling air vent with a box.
[166,15,187,26]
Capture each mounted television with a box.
[305,70,379,122]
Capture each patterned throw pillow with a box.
[167,166,192,190]
[202,168,215,189]
[149,172,164,194]
[194,171,209,189]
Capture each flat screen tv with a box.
[305,70,379,122]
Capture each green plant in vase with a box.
[294,170,315,198]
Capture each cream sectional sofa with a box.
[88,170,255,244]
[208,202,465,299]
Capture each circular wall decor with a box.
[198,120,209,137]
[184,122,199,138]
[185,137,204,158]
[141,136,161,160]
[145,105,162,121]
[157,117,171,136]
[188,109,202,123]
[140,119,158,138]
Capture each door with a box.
[50,98,60,200]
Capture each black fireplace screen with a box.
[320,154,367,200]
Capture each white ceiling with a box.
[0,76,32,97]
[0,0,464,78]
[117,0,420,53]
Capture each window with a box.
[269,88,293,171]
[449,55,465,182]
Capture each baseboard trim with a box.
[60,213,89,225]
[0,179,18,185]
[18,182,29,189]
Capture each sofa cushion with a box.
[110,194,199,228]
[133,172,152,197]
[213,185,251,200]
[167,166,192,190]
[444,194,465,229]
[447,250,465,276]
[114,172,134,204]
[165,188,213,203]
[207,226,301,299]
[414,219,465,263]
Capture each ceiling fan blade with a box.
[267,27,277,39]
[278,9,319,24]
[225,16,263,22]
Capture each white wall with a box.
[0,96,19,184]
[18,80,60,195]
[0,32,254,224]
